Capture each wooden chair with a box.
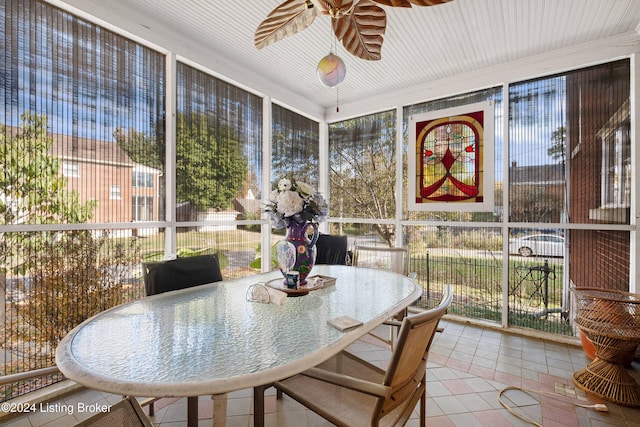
[315,234,349,265]
[141,253,223,422]
[75,396,152,427]
[353,245,414,348]
[273,284,452,427]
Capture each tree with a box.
[548,126,566,164]
[271,113,319,189]
[0,112,96,273]
[510,184,563,223]
[115,113,248,216]
[113,127,164,171]
[329,111,397,246]
[17,230,140,359]
[176,114,248,212]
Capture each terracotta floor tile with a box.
[469,363,496,379]
[474,409,522,427]
[442,378,476,395]
[493,371,523,387]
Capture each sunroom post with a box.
[319,120,330,235]
[395,105,404,247]
[262,96,273,272]
[630,51,640,294]
[501,82,511,327]
[164,52,178,258]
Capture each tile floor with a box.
[2,319,640,427]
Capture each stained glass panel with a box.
[408,102,494,211]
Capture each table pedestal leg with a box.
[211,393,227,427]
[187,397,198,427]
[253,386,266,427]
[573,335,640,407]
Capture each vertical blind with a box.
[0,0,165,401]
[176,63,263,218]
[1,0,165,225]
[271,104,319,187]
[329,109,397,220]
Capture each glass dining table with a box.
[55,264,422,427]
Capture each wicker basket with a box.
[573,287,640,339]
[571,287,640,407]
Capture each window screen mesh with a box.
[1,0,165,225]
[176,63,263,219]
[0,0,164,400]
[329,109,397,220]
[565,60,630,291]
[271,104,320,188]
[508,77,567,223]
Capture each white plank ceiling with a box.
[53,0,640,120]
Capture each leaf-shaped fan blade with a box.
[333,1,386,60]
[370,0,452,7]
[255,0,318,49]
[313,0,355,16]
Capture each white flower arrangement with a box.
[265,178,328,229]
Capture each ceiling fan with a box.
[255,0,453,61]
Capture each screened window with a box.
[566,60,630,290]
[566,59,629,226]
[1,0,166,225]
[132,195,154,221]
[0,0,165,402]
[133,170,154,188]
[271,104,320,187]
[509,77,567,224]
[329,110,397,220]
[175,63,262,219]
[62,161,79,177]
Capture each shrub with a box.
[5,230,141,362]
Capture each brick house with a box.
[51,134,161,225]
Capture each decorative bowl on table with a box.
[265,275,336,297]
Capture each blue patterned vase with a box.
[280,221,319,286]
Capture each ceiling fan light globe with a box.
[317,53,347,87]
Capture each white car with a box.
[508,234,565,257]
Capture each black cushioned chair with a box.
[315,234,349,265]
[142,253,223,296]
